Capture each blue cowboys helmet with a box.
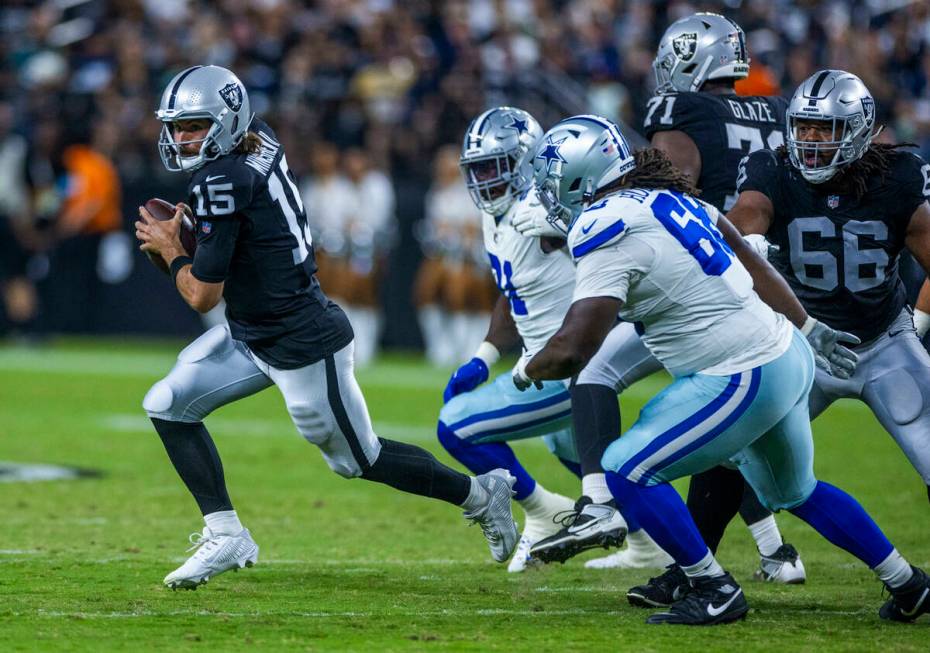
[653,13,749,95]
[156,65,254,172]
[531,115,636,232]
[786,70,877,184]
[460,107,543,216]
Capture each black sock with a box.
[926,484,930,506]
[738,480,773,525]
[686,466,745,554]
[569,384,620,476]
[361,438,471,506]
[151,418,233,515]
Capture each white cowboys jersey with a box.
[568,187,793,378]
[482,186,575,355]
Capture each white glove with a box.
[914,308,930,338]
[512,355,543,391]
[743,234,777,260]
[511,201,564,238]
[801,317,860,379]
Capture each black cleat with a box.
[528,496,627,564]
[627,565,689,608]
[880,566,930,622]
[646,572,749,625]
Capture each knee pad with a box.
[143,379,176,417]
[757,481,816,512]
[600,438,635,477]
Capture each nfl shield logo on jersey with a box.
[202,220,213,234]
[673,33,697,61]
[827,195,840,209]
[219,83,243,112]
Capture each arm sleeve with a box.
[571,243,647,304]
[736,149,780,202]
[191,217,240,282]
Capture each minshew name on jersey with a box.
[245,131,280,176]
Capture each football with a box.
[142,198,197,275]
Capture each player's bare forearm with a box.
[166,253,223,314]
[916,279,930,313]
[727,190,774,236]
[526,297,621,380]
[485,294,521,352]
[717,216,808,329]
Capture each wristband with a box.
[170,255,194,284]
[914,309,930,338]
[800,316,817,337]
[474,341,501,367]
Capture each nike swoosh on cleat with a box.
[581,221,597,235]
[205,175,225,182]
[706,588,743,617]
[901,588,929,617]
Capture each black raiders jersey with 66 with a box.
[738,148,930,342]
[644,92,788,212]
[187,117,353,369]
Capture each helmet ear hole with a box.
[568,177,582,192]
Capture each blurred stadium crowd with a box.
[1,0,929,362]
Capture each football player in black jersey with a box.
[728,69,930,621]
[573,13,806,584]
[134,65,520,590]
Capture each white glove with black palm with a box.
[512,355,543,391]
[801,317,861,379]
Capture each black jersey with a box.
[187,118,352,369]
[644,92,788,212]
[738,148,930,342]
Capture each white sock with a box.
[204,510,243,536]
[460,476,489,512]
[748,515,783,557]
[626,528,660,554]
[681,550,725,579]
[873,549,913,589]
[582,473,612,504]
[518,484,560,520]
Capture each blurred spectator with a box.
[339,147,395,366]
[413,144,493,366]
[2,0,930,343]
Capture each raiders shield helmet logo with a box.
[672,33,698,61]
[219,82,243,112]
[861,97,875,125]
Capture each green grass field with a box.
[1,339,928,652]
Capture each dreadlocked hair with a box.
[775,141,917,201]
[594,148,700,201]
[234,131,263,155]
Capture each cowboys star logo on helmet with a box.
[672,33,697,61]
[219,82,243,112]
[536,135,568,174]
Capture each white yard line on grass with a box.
[28,607,626,620]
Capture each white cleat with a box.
[163,527,259,590]
[464,469,519,563]
[753,543,806,584]
[585,529,673,570]
[508,494,576,573]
